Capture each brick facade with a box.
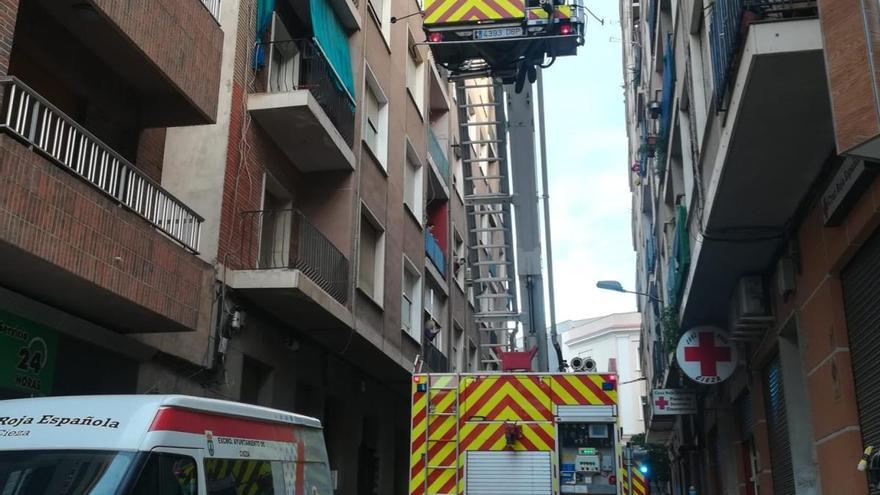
[90,0,223,124]
[0,134,212,332]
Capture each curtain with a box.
[310,0,356,101]
[252,0,276,69]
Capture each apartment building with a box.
[0,0,223,397]
[0,0,486,492]
[622,0,880,493]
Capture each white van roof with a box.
[0,395,322,452]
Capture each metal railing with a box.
[200,0,221,20]
[710,0,817,108]
[240,209,349,304]
[424,340,449,372]
[0,77,203,252]
[428,128,450,184]
[261,39,355,146]
[425,231,446,274]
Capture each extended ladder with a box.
[423,374,461,495]
[455,78,520,370]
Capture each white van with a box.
[0,395,333,494]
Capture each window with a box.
[404,138,424,221]
[453,229,465,289]
[452,139,464,199]
[131,452,199,495]
[368,0,391,46]
[0,451,138,495]
[363,65,389,169]
[402,257,422,342]
[358,208,386,304]
[258,174,293,269]
[204,459,282,495]
[424,284,445,353]
[406,30,426,115]
[451,325,463,371]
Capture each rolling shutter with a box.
[842,229,880,494]
[763,355,794,495]
[466,451,552,494]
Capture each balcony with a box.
[424,340,449,372]
[426,231,446,274]
[428,128,451,184]
[0,78,211,334]
[248,39,356,172]
[1,78,202,252]
[228,209,353,331]
[680,5,832,327]
[21,0,223,125]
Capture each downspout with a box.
[536,69,564,370]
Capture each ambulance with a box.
[409,372,625,495]
[0,395,332,494]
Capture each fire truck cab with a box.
[409,372,622,494]
[422,0,586,79]
[0,395,332,495]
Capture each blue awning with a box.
[310,0,356,103]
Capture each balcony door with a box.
[259,175,293,269]
[267,13,301,93]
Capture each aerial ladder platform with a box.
[421,0,587,372]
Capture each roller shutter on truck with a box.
[465,451,552,494]
[843,229,880,494]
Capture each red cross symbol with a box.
[654,396,669,410]
[684,331,732,377]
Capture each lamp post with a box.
[595,280,661,302]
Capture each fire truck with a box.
[408,372,633,494]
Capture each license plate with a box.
[474,27,523,40]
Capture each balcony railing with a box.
[658,32,675,160]
[0,77,203,252]
[425,231,446,274]
[240,209,349,304]
[262,39,355,146]
[200,0,221,20]
[428,128,450,185]
[424,340,449,372]
[709,0,817,108]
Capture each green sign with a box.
[0,310,58,396]
[578,448,597,455]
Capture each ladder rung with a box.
[470,244,510,249]
[471,260,513,265]
[461,121,502,126]
[427,465,458,470]
[474,312,520,319]
[465,175,505,180]
[472,277,513,283]
[428,412,457,416]
[476,294,512,299]
[463,83,502,89]
[471,227,507,232]
[464,157,503,163]
[461,140,503,145]
[427,438,458,443]
[465,196,512,204]
[459,102,502,108]
[429,387,459,391]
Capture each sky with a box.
[540,0,637,323]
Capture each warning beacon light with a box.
[639,464,649,475]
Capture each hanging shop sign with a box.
[0,310,58,395]
[821,157,880,226]
[651,388,697,415]
[675,327,737,385]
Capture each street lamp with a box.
[595,280,661,302]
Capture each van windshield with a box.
[0,450,136,495]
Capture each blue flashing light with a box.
[639,465,649,475]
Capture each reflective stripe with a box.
[424,0,525,25]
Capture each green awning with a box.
[310,0,356,102]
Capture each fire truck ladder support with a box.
[456,78,520,370]
[423,374,461,495]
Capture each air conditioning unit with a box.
[728,275,774,340]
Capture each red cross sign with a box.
[654,396,669,410]
[676,327,737,384]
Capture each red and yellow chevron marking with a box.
[462,375,553,421]
[527,5,572,20]
[424,0,525,25]
[619,464,648,495]
[549,374,618,406]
